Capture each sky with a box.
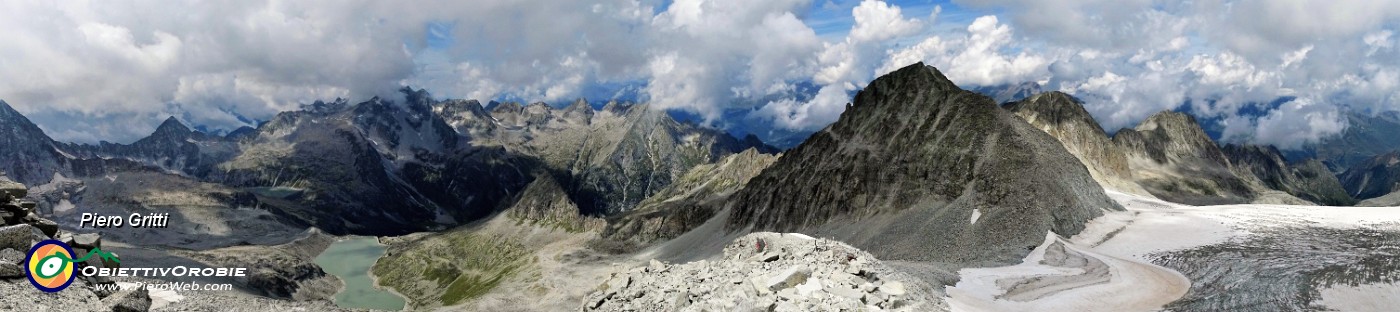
[1,0,1398,149]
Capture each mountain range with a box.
[6,61,1400,311]
[0,88,773,236]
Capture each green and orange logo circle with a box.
[25,240,77,292]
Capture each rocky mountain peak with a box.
[1111,111,1269,204]
[1135,111,1206,137]
[726,62,1119,267]
[435,99,496,137]
[0,100,68,185]
[1004,91,1150,196]
[438,99,485,115]
[152,116,193,137]
[0,100,48,136]
[526,101,552,111]
[842,63,959,113]
[1003,91,1106,135]
[0,100,19,120]
[1114,111,1225,165]
[600,100,633,115]
[561,98,594,125]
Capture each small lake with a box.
[315,236,407,311]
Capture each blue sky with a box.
[1,0,1398,149]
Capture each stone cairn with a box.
[0,179,117,294]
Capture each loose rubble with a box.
[0,178,149,311]
[582,232,946,312]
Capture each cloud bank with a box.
[1,0,1398,149]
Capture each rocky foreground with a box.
[582,233,946,312]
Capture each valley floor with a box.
[947,189,1400,312]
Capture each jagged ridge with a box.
[726,63,1120,268]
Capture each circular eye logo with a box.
[25,240,77,293]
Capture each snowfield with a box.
[948,189,1400,312]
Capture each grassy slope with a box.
[372,230,533,308]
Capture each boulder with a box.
[0,248,23,263]
[58,232,75,246]
[30,218,58,239]
[73,233,101,249]
[0,180,25,199]
[109,288,152,312]
[102,251,121,269]
[83,250,105,270]
[879,281,907,296]
[765,266,810,292]
[0,248,25,277]
[0,224,39,251]
[0,262,22,278]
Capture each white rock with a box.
[776,301,801,311]
[860,282,875,293]
[830,272,863,287]
[777,288,801,301]
[765,266,809,291]
[605,275,631,293]
[880,281,906,296]
[795,278,824,296]
[827,286,864,300]
[649,259,668,272]
[785,233,815,240]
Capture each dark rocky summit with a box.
[0,101,70,186]
[726,63,1120,269]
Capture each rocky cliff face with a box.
[1003,92,1352,206]
[506,174,604,233]
[1222,144,1355,206]
[435,99,497,139]
[1339,151,1400,201]
[1112,112,1262,205]
[726,63,1120,268]
[599,148,778,251]
[1004,92,1152,197]
[0,101,70,185]
[471,99,776,215]
[213,94,502,234]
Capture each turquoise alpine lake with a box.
[314,236,407,311]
